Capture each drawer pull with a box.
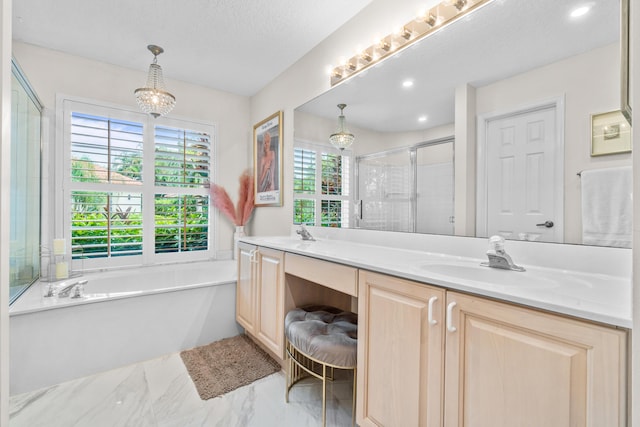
[428,296,438,325]
[446,301,457,332]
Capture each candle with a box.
[55,262,69,279]
[53,238,66,255]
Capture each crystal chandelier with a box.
[329,104,355,151]
[134,45,176,118]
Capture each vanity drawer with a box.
[285,253,358,297]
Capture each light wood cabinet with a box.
[236,242,257,335]
[357,271,628,427]
[357,271,445,427]
[255,247,285,357]
[444,291,627,427]
[235,243,285,359]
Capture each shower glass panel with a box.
[356,137,454,234]
[10,60,43,303]
[356,149,413,232]
[415,141,454,234]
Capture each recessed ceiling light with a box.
[402,80,414,88]
[570,5,591,18]
[418,115,428,122]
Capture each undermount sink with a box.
[420,262,592,291]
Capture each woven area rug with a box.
[180,334,280,400]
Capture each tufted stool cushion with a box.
[284,305,358,368]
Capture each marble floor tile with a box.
[9,353,356,427]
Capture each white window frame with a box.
[293,139,352,228]
[56,95,217,271]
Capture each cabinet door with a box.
[236,242,256,334]
[357,271,445,427]
[256,247,285,358]
[444,292,627,427]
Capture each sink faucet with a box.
[482,235,525,272]
[296,224,315,241]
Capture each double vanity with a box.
[236,228,629,426]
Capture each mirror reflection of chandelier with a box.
[329,104,355,151]
[134,45,176,118]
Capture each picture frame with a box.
[590,110,632,156]
[253,111,283,206]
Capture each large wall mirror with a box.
[294,0,631,248]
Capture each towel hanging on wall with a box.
[580,166,632,248]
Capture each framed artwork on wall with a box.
[591,110,632,156]
[254,111,283,206]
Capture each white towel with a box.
[581,166,632,248]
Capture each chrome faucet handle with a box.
[70,280,88,298]
[488,235,506,254]
[296,224,315,241]
[43,283,56,298]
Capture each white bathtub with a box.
[9,260,241,395]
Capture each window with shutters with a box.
[293,143,350,228]
[62,98,215,268]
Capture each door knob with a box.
[536,221,554,228]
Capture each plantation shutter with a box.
[154,126,211,187]
[293,145,350,228]
[71,191,143,258]
[293,148,316,194]
[70,113,143,184]
[69,113,144,258]
[154,125,212,254]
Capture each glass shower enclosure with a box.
[9,59,43,303]
[355,137,454,235]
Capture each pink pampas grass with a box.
[211,170,255,226]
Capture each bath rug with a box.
[180,334,280,400]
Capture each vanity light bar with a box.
[330,0,493,86]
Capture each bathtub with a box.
[9,260,241,395]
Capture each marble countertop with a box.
[240,235,632,328]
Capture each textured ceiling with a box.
[12,0,372,96]
[298,0,620,133]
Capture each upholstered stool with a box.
[284,305,358,427]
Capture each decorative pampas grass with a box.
[211,169,255,226]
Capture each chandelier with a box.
[329,104,355,151]
[134,45,176,118]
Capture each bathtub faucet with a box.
[56,280,88,298]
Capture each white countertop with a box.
[240,235,632,328]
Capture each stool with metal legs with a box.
[284,305,358,427]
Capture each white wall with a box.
[476,43,629,244]
[295,109,454,157]
[12,42,251,253]
[294,110,388,153]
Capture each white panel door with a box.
[485,106,561,243]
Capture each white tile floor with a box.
[9,352,356,427]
